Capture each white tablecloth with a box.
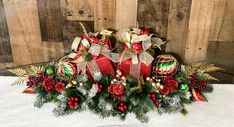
[0,76,234,127]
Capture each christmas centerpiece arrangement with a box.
[10,24,222,123]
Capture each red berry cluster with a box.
[26,72,45,87]
[147,93,160,107]
[189,73,197,88]
[117,102,127,112]
[68,97,79,109]
[93,83,103,93]
[198,80,208,91]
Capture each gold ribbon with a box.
[71,37,90,51]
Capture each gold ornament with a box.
[160,85,164,89]
[156,82,161,87]
[113,78,117,82]
[146,77,151,81]
[121,76,126,80]
[72,80,77,85]
[152,82,156,87]
[117,71,122,76]
[66,83,73,88]
[116,70,121,74]
[79,82,84,87]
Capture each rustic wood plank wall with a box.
[1,0,64,69]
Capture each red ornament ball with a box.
[132,42,143,53]
[152,54,179,77]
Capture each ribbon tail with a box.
[71,37,82,51]
[132,54,139,64]
[87,60,102,81]
[130,63,141,79]
[139,51,154,66]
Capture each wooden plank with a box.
[3,0,44,65]
[209,0,234,41]
[0,0,13,63]
[184,0,215,63]
[60,0,94,21]
[94,0,116,31]
[37,0,63,41]
[166,0,192,60]
[138,0,170,38]
[115,0,137,38]
[42,41,64,61]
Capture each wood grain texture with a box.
[0,0,13,63]
[37,0,63,41]
[3,0,64,67]
[166,0,192,59]
[209,0,234,42]
[94,0,116,31]
[138,0,170,38]
[3,0,44,65]
[60,0,94,21]
[42,41,64,61]
[184,0,215,63]
[115,0,137,39]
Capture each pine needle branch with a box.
[11,77,28,86]
[9,68,27,77]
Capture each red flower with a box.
[163,76,179,91]
[160,88,170,95]
[42,77,55,92]
[55,82,65,92]
[108,84,125,99]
